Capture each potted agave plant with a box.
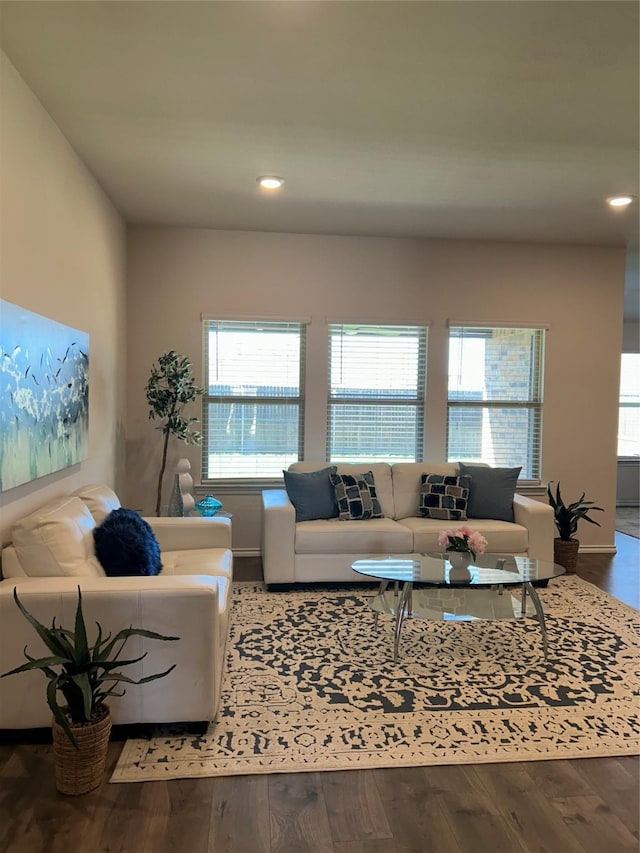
[0,587,179,795]
[546,481,604,573]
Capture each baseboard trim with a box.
[233,548,261,558]
[579,546,617,554]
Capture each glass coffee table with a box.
[351,553,565,662]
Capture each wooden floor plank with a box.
[209,774,271,853]
[380,793,464,853]
[268,772,334,853]
[333,841,399,853]
[371,765,435,800]
[469,762,585,852]
[551,794,639,851]
[521,757,597,798]
[321,769,393,844]
[435,766,526,853]
[568,757,640,842]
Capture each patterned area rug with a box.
[111,576,639,782]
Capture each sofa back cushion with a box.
[391,462,459,520]
[288,462,394,517]
[72,483,121,524]
[11,496,104,577]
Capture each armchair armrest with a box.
[513,493,554,562]
[144,515,232,552]
[0,574,227,728]
[261,489,296,584]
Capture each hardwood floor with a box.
[1,541,638,853]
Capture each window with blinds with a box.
[327,324,427,464]
[618,353,640,457]
[202,319,305,479]
[447,326,545,481]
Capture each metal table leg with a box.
[525,581,548,659]
[393,582,412,661]
[373,579,390,629]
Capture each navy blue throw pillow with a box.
[93,508,163,576]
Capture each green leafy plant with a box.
[546,481,604,541]
[146,350,203,516]
[0,587,179,747]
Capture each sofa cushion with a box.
[419,473,471,521]
[458,463,522,522]
[331,471,384,520]
[72,483,121,524]
[398,517,528,555]
[161,547,233,580]
[391,462,460,520]
[283,466,338,521]
[295,518,413,554]
[93,508,163,576]
[11,496,103,578]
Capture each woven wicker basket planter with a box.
[52,705,112,796]
[553,538,580,573]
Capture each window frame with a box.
[326,322,428,465]
[200,317,307,486]
[618,351,640,459]
[446,323,547,483]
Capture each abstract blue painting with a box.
[0,300,89,491]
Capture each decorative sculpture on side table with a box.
[168,458,196,517]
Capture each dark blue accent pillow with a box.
[283,466,339,522]
[457,463,522,522]
[93,508,163,576]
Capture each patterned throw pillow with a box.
[330,471,384,521]
[418,473,471,521]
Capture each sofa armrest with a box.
[513,493,554,563]
[144,515,231,552]
[261,489,296,584]
[0,574,227,728]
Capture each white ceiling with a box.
[1,2,638,254]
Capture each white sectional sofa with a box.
[262,462,554,585]
[0,484,232,730]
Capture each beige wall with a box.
[0,53,127,544]
[126,227,625,553]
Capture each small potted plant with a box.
[546,481,604,572]
[0,587,179,795]
[146,350,203,516]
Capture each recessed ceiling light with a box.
[257,176,284,190]
[607,194,636,208]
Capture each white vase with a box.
[448,564,472,583]
[448,551,472,569]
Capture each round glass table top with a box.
[351,553,565,587]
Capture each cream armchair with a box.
[0,485,233,729]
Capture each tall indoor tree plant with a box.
[146,350,203,516]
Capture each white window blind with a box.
[618,353,640,457]
[202,319,305,479]
[327,324,427,464]
[447,326,545,480]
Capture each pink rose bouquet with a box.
[437,526,488,561]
